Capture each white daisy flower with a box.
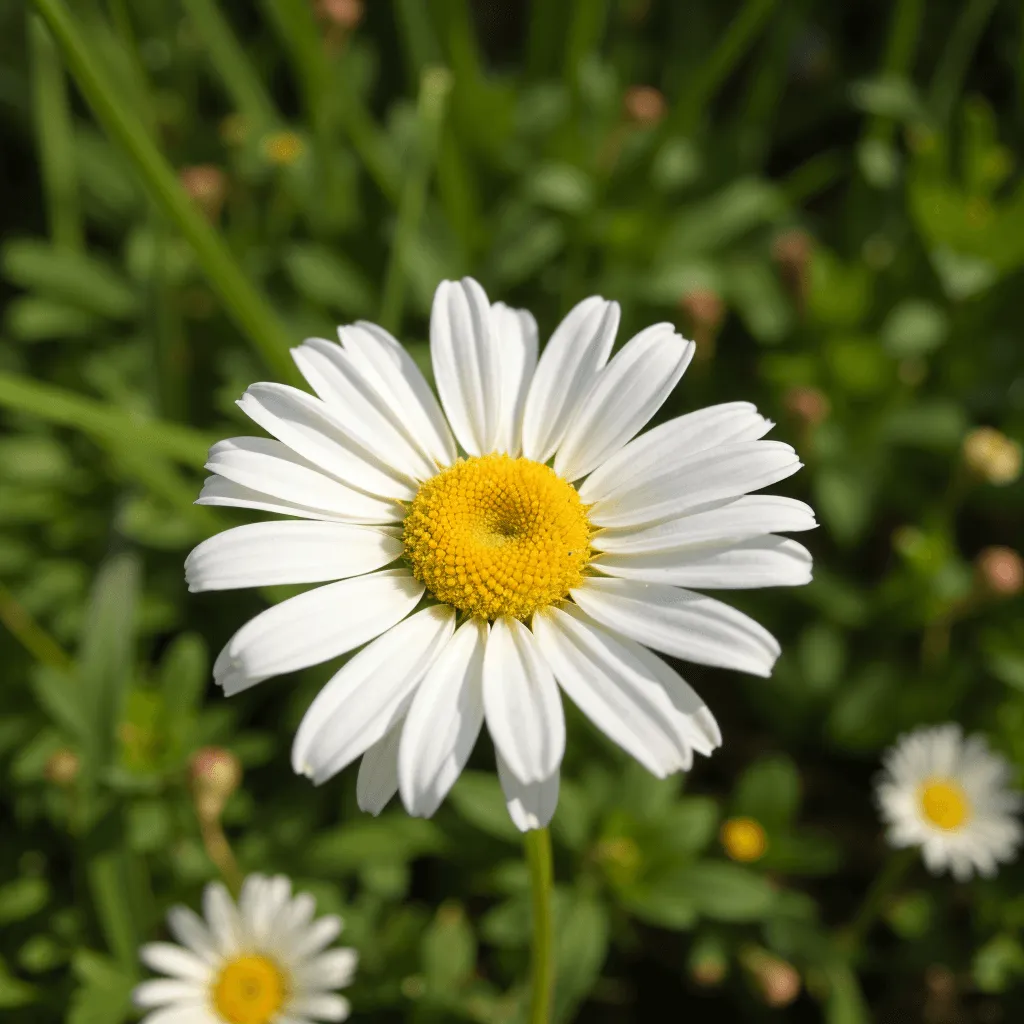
[186,277,815,830]
[133,874,356,1024]
[876,724,1023,880]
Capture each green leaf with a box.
[449,771,521,842]
[0,957,37,1008]
[305,816,446,873]
[282,243,375,317]
[881,401,966,450]
[421,901,477,996]
[733,755,801,828]
[76,554,140,776]
[973,934,1024,994]
[880,299,949,357]
[679,862,776,922]
[823,962,870,1024]
[553,891,609,1023]
[5,297,101,341]
[67,950,133,1024]
[2,240,139,320]
[158,633,209,750]
[0,877,49,925]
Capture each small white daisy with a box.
[133,874,356,1024]
[186,277,815,830]
[876,724,1023,880]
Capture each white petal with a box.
[531,606,695,776]
[213,570,424,696]
[166,907,218,964]
[135,1004,210,1024]
[398,619,486,818]
[593,495,817,554]
[196,475,397,526]
[483,617,565,784]
[186,522,403,592]
[521,296,619,463]
[139,944,209,983]
[203,437,402,523]
[289,994,351,1022]
[339,321,456,467]
[276,893,316,947]
[593,535,814,588]
[292,339,437,481]
[496,752,559,832]
[492,302,538,456]
[356,725,401,816]
[202,882,241,956]
[578,402,774,506]
[430,278,500,455]
[555,325,694,481]
[290,915,343,959]
[237,874,266,936]
[299,948,359,990]
[583,440,801,529]
[252,875,292,941]
[571,577,781,677]
[238,383,415,499]
[292,605,456,784]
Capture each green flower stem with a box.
[30,0,300,385]
[928,0,998,125]
[838,847,917,955]
[379,66,452,334]
[524,827,555,1024]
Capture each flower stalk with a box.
[524,827,555,1024]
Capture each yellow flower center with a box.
[212,955,287,1024]
[403,454,591,621]
[918,778,971,831]
[720,817,768,862]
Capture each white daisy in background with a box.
[186,277,815,830]
[876,724,1023,880]
[133,874,356,1024]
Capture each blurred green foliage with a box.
[1,0,1024,1021]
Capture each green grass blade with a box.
[181,0,279,133]
[29,15,82,252]
[379,67,453,333]
[30,0,299,384]
[928,0,998,126]
[0,370,215,466]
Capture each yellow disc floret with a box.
[404,454,591,621]
[918,778,971,831]
[212,954,288,1024]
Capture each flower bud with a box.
[190,746,241,822]
[720,816,769,863]
[679,287,725,362]
[45,748,79,787]
[742,947,801,1008]
[317,0,363,29]
[784,386,830,428]
[623,86,666,127]
[178,165,227,221]
[975,546,1024,597]
[772,228,813,311]
[963,427,1022,486]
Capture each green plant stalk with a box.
[379,67,453,333]
[29,15,82,251]
[440,0,483,87]
[182,0,279,133]
[31,0,299,385]
[928,0,998,125]
[864,0,924,148]
[838,847,917,954]
[564,0,609,85]
[0,579,74,673]
[526,0,563,81]
[673,0,777,136]
[0,370,214,466]
[525,827,555,1024]
[392,0,443,83]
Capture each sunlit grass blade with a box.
[379,67,453,333]
[31,0,299,384]
[0,370,215,466]
[29,15,82,251]
[182,0,280,134]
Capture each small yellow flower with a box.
[963,427,1022,486]
[720,816,768,862]
[262,130,305,166]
